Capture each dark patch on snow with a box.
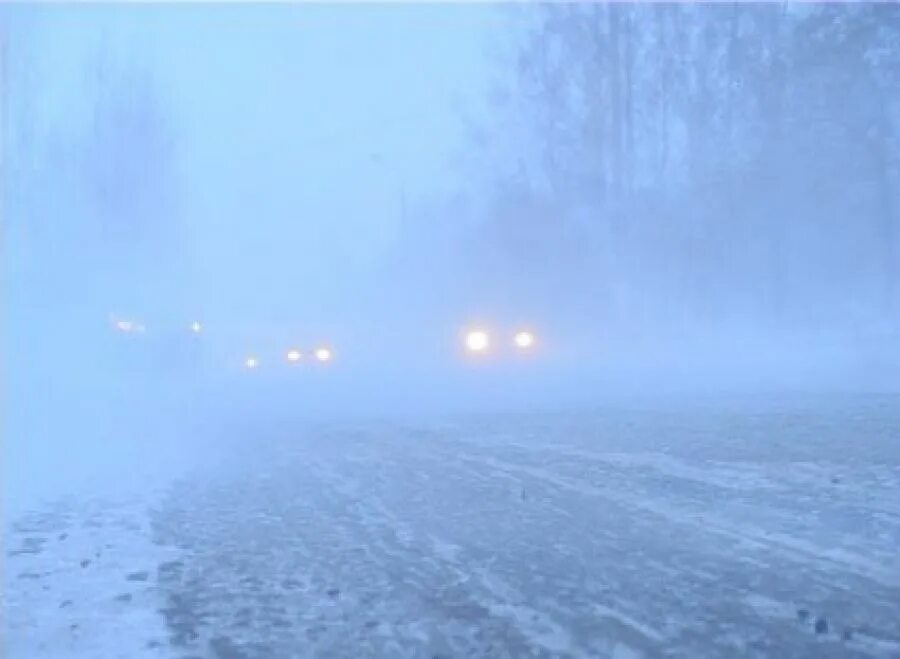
[159,560,185,577]
[80,559,91,568]
[18,571,41,580]
[167,621,200,646]
[58,533,68,541]
[127,570,150,582]
[796,608,809,621]
[23,536,46,549]
[240,575,263,588]
[115,593,133,603]
[8,536,47,556]
[159,591,205,646]
[209,635,248,659]
[814,617,828,634]
[60,600,73,608]
[14,510,70,535]
[841,628,853,641]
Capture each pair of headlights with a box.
[244,347,332,369]
[465,330,535,353]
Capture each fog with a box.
[3,6,900,655]
[5,3,900,495]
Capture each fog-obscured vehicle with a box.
[107,314,206,380]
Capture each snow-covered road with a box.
[5,395,900,658]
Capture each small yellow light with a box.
[314,347,332,362]
[513,331,535,349]
[286,349,302,363]
[466,330,490,353]
[190,321,202,334]
[244,356,259,369]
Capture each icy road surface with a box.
[5,395,900,658]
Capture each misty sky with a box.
[6,3,897,385]
[4,4,503,328]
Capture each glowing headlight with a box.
[286,349,302,363]
[114,319,144,333]
[244,356,259,369]
[513,331,535,349]
[314,347,332,362]
[190,321,202,334]
[465,330,490,353]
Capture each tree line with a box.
[461,3,900,335]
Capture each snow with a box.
[4,395,900,657]
[3,497,179,659]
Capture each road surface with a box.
[5,395,900,658]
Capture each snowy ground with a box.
[5,393,900,658]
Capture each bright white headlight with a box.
[513,331,535,349]
[244,356,259,369]
[286,349,302,363]
[465,330,490,353]
[190,321,202,334]
[314,348,332,362]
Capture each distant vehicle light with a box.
[114,319,144,333]
[286,349,302,363]
[190,321,202,334]
[513,331,535,349]
[314,347,332,362]
[244,356,259,369]
[466,330,490,353]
